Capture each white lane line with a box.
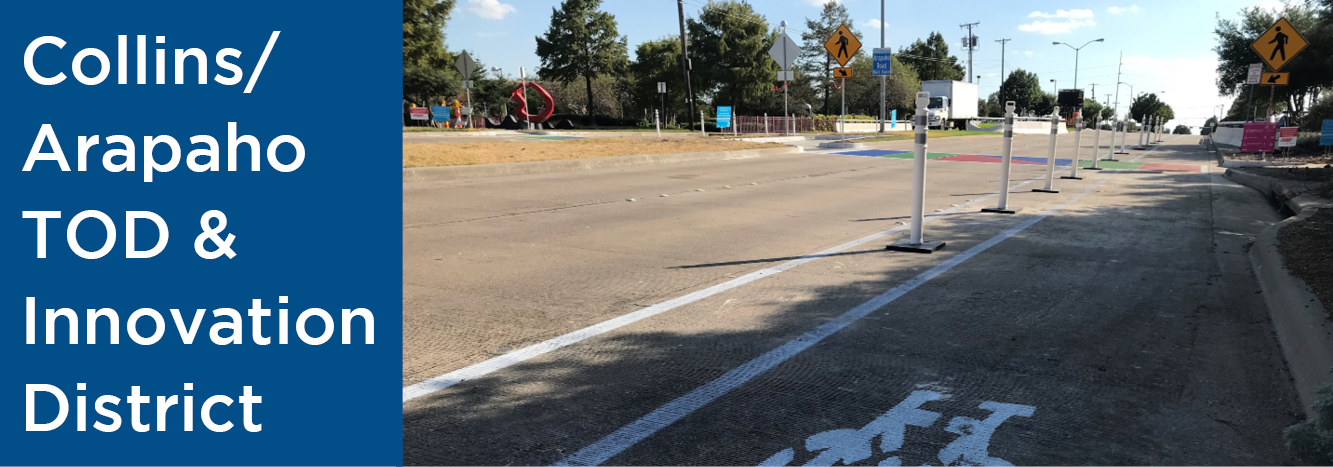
[553,174,1120,467]
[402,172,1048,403]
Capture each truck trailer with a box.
[920,80,979,130]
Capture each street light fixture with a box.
[1052,38,1104,90]
[1050,79,1057,95]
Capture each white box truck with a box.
[920,80,979,130]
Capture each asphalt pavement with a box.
[402,131,1303,465]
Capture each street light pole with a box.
[1053,38,1103,90]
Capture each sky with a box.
[444,0,1292,128]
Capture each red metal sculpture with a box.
[510,82,555,123]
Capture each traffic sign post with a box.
[1322,120,1333,148]
[1278,126,1298,148]
[1062,111,1083,180]
[873,48,891,133]
[1247,63,1264,84]
[887,92,944,253]
[982,102,1022,214]
[769,32,801,137]
[658,81,667,129]
[824,25,860,143]
[1034,107,1062,193]
[456,51,476,128]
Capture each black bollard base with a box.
[886,241,945,253]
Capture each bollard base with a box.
[981,206,1022,214]
[1060,175,1084,180]
[886,241,945,253]
[1032,188,1061,193]
[1084,167,1105,170]
[1100,158,1120,162]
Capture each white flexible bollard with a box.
[1088,116,1104,170]
[982,101,1022,214]
[1033,106,1061,193]
[887,92,945,253]
[1063,111,1083,180]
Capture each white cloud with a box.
[1107,5,1140,14]
[466,0,516,20]
[1024,50,1034,56]
[863,19,886,29]
[1027,9,1094,19]
[1019,19,1096,35]
[1019,9,1095,34]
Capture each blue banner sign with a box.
[872,48,892,76]
[717,106,732,128]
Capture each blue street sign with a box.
[717,106,732,128]
[891,109,897,128]
[872,48,892,76]
[1322,119,1333,146]
[432,106,451,122]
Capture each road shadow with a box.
[403,168,1302,466]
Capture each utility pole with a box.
[677,0,696,132]
[961,22,980,83]
[996,38,1011,104]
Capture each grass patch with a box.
[976,122,1001,128]
[860,130,998,143]
[403,137,782,167]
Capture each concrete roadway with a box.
[402,131,1303,465]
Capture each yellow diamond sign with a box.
[824,24,861,67]
[1250,18,1307,71]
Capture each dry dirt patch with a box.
[403,137,783,167]
[1279,208,1333,318]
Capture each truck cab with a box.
[927,96,950,129]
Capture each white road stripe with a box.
[553,173,1122,467]
[402,172,1048,403]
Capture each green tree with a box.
[687,1,777,116]
[798,2,855,115]
[535,0,629,124]
[403,0,457,105]
[999,69,1044,115]
[843,54,920,117]
[1173,124,1192,134]
[1213,2,1327,119]
[629,37,687,123]
[899,32,965,82]
[1129,93,1169,123]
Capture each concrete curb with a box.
[1249,207,1333,418]
[728,136,806,143]
[403,146,803,183]
[1224,168,1333,214]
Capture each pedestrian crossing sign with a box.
[1250,18,1306,71]
[824,24,861,67]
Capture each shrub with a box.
[1285,383,1333,464]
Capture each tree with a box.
[629,37,687,122]
[1173,124,1192,134]
[899,32,965,82]
[798,2,855,115]
[1081,99,1104,125]
[843,54,920,117]
[1129,93,1169,123]
[687,1,777,116]
[999,69,1044,115]
[403,0,457,105]
[535,0,629,124]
